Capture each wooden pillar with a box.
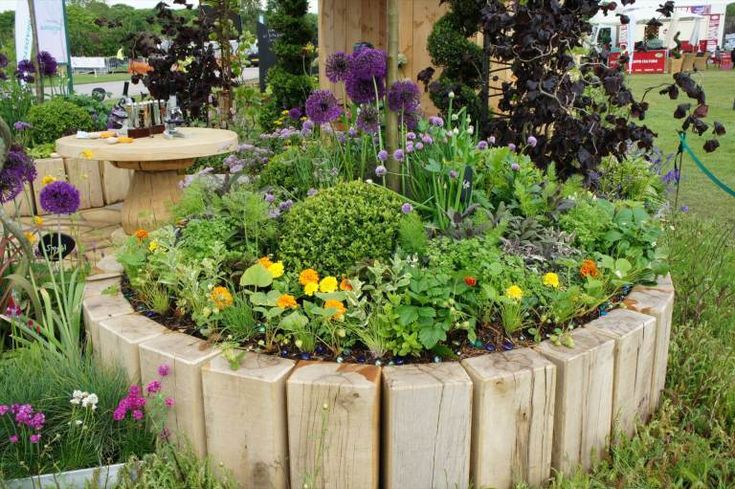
[82,292,134,357]
[385,0,400,191]
[382,363,472,489]
[462,348,555,489]
[97,314,168,384]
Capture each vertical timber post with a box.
[385,0,400,192]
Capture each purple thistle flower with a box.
[508,143,517,152]
[349,48,387,81]
[527,135,538,148]
[421,134,433,145]
[164,397,175,408]
[345,74,385,104]
[37,51,57,77]
[393,149,405,161]
[288,107,302,120]
[375,165,387,177]
[415,142,424,151]
[39,181,81,214]
[387,80,420,113]
[476,141,488,150]
[356,105,379,135]
[403,109,420,131]
[305,90,341,125]
[325,51,351,83]
[377,150,388,162]
[406,141,414,153]
[401,203,413,214]
[16,59,35,83]
[428,116,444,127]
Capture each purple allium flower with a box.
[527,135,538,147]
[302,119,315,131]
[345,74,385,104]
[421,134,433,145]
[39,181,80,214]
[415,142,424,151]
[8,435,18,444]
[428,116,444,127]
[0,53,7,68]
[401,202,413,214]
[406,141,414,153]
[279,199,294,211]
[264,192,275,203]
[13,121,31,131]
[375,165,387,177]
[377,150,388,162]
[356,105,379,135]
[349,48,387,81]
[158,364,170,377]
[29,434,41,444]
[476,141,488,150]
[0,145,36,204]
[146,380,161,394]
[288,107,302,120]
[387,80,420,113]
[393,149,405,161]
[37,51,57,77]
[305,90,341,125]
[16,59,35,83]
[511,163,520,172]
[325,51,351,83]
[307,188,318,197]
[407,132,416,141]
[449,170,458,179]
[403,109,420,130]
[487,136,496,144]
[508,143,517,152]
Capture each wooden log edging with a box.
[83,274,675,489]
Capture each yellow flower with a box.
[299,268,319,286]
[268,261,284,278]
[319,276,338,293]
[80,149,94,160]
[304,282,319,296]
[41,175,56,186]
[118,136,134,143]
[24,231,36,244]
[210,286,234,310]
[274,120,283,126]
[505,285,524,301]
[148,240,159,252]
[542,272,560,288]
[281,109,290,116]
[324,299,346,319]
[339,278,353,291]
[32,216,44,227]
[276,294,298,309]
[258,256,273,268]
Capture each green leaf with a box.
[240,263,273,288]
[603,230,623,243]
[397,305,419,326]
[418,326,446,349]
[279,311,308,331]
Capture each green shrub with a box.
[279,181,404,274]
[180,217,236,261]
[259,144,317,195]
[27,98,95,144]
[64,94,111,131]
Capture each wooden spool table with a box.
[57,128,238,234]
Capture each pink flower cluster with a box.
[113,364,173,423]
[0,403,45,444]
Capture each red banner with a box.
[608,50,667,73]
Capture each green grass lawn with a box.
[72,72,132,85]
[627,70,735,218]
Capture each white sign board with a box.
[15,0,68,64]
[70,56,107,69]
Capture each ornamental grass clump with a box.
[279,180,404,274]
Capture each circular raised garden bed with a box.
[83,272,674,489]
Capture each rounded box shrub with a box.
[28,98,95,145]
[279,180,404,274]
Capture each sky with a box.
[0,0,318,13]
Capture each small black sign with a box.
[257,19,282,92]
[38,233,76,261]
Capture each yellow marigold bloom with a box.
[258,256,273,268]
[299,268,319,286]
[24,231,36,244]
[505,285,524,301]
[80,149,94,160]
[281,109,290,116]
[319,276,338,293]
[339,278,353,291]
[324,299,346,319]
[276,294,298,309]
[148,240,159,252]
[41,175,56,186]
[542,272,560,288]
[210,286,234,310]
[304,282,319,296]
[268,261,284,278]
[118,136,134,143]
[134,229,148,241]
[32,216,43,227]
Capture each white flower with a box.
[75,420,83,426]
[70,398,81,405]
[467,126,474,135]
[72,390,83,399]
[453,128,460,135]
[451,113,459,121]
[448,91,455,99]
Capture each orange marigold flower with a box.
[258,256,273,268]
[299,268,319,286]
[339,278,353,291]
[580,259,599,278]
[324,299,346,319]
[134,229,148,241]
[276,294,299,309]
[210,286,234,310]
